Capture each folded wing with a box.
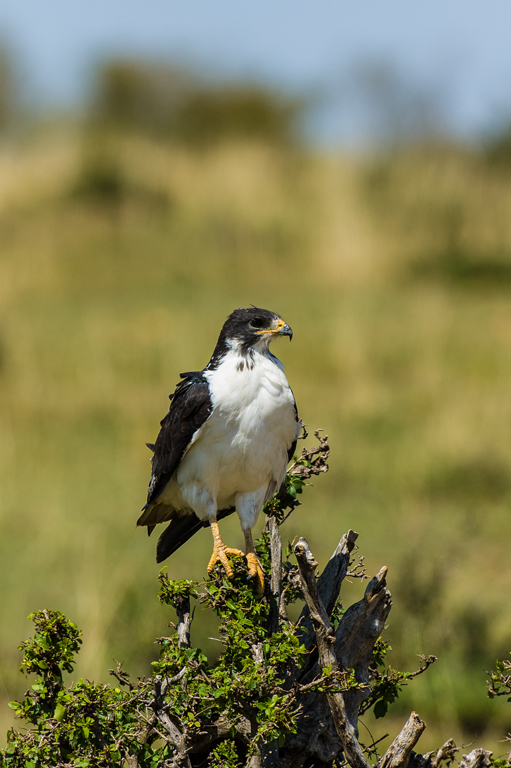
[137,372,213,530]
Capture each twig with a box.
[109,662,134,690]
[361,732,390,758]
[408,656,438,679]
[297,674,334,694]
[288,430,330,480]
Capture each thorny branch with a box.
[288,428,330,481]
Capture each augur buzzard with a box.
[137,307,300,592]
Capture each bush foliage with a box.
[2,434,508,767]
[0,436,420,767]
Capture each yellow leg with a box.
[207,519,244,578]
[244,529,265,594]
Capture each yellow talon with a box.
[208,518,244,578]
[208,519,265,592]
[246,551,265,594]
[207,542,244,578]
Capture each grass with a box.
[1,130,511,751]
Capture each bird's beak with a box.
[279,323,293,341]
[256,318,293,340]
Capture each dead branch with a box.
[380,712,426,768]
[336,566,392,729]
[296,529,359,649]
[288,429,330,481]
[423,738,459,768]
[151,674,191,767]
[457,749,493,768]
[171,594,192,650]
[294,536,371,768]
[267,515,283,634]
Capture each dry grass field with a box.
[1,128,511,752]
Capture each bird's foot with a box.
[207,543,245,579]
[246,552,265,594]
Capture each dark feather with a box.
[156,507,235,563]
[147,373,213,505]
[287,400,299,462]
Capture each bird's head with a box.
[216,307,293,356]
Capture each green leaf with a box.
[374,699,388,719]
[53,702,66,721]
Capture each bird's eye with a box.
[249,318,266,330]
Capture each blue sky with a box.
[2,1,511,143]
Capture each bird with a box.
[137,307,300,592]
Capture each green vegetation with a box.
[1,108,511,755]
[0,465,466,767]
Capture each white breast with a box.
[174,347,298,521]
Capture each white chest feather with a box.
[172,347,298,520]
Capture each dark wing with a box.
[138,371,237,560]
[146,372,213,505]
[287,397,299,462]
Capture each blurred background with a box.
[1,0,511,755]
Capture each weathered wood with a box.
[151,675,191,767]
[380,712,426,768]
[286,535,393,765]
[268,515,282,634]
[457,749,493,768]
[294,537,371,768]
[336,566,392,729]
[172,594,192,649]
[270,516,282,598]
[295,562,391,746]
[422,738,458,768]
[296,529,359,648]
